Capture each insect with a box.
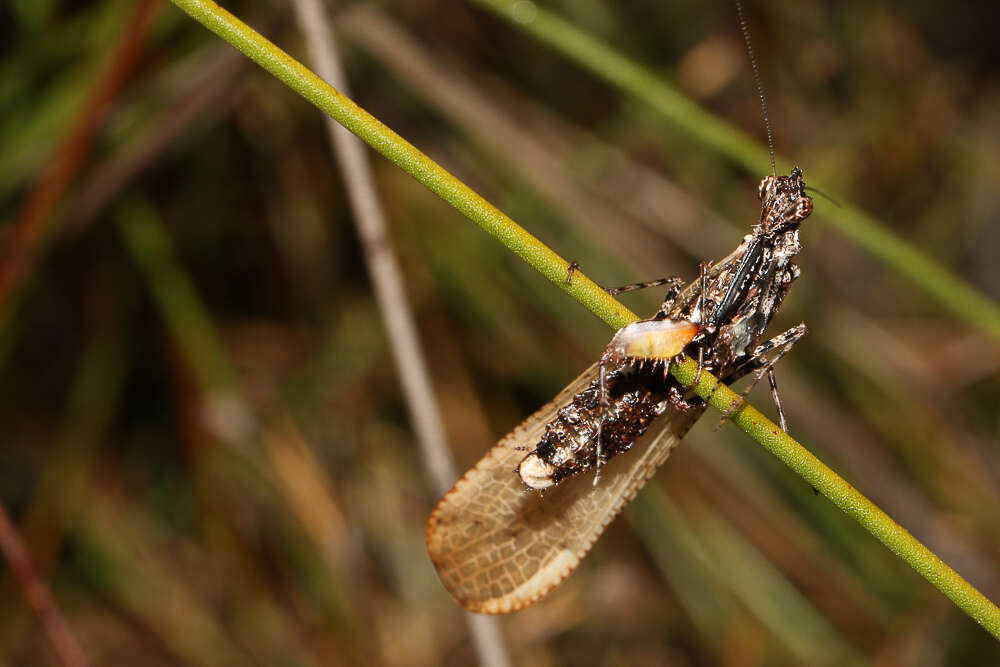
[426,4,812,614]
[521,167,812,492]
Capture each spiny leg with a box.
[675,261,714,391]
[673,341,710,400]
[666,384,700,412]
[751,322,807,359]
[744,324,806,431]
[767,366,788,433]
[565,261,581,284]
[652,277,687,317]
[564,261,685,298]
[696,260,712,322]
[715,323,807,430]
[607,276,682,297]
[693,344,706,388]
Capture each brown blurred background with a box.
[1,0,999,665]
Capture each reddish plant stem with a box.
[0,503,88,667]
[0,0,164,307]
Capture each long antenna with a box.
[735,1,776,177]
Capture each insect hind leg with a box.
[714,323,807,430]
[767,366,788,433]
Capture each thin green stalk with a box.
[470,0,1000,344]
[168,0,1000,641]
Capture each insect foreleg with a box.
[607,276,685,298]
[564,261,686,301]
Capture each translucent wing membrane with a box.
[426,363,706,613]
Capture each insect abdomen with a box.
[518,372,668,490]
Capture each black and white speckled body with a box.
[518,169,813,491]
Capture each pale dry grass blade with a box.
[289,2,511,665]
[337,6,725,269]
[265,417,351,572]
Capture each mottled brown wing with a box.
[426,363,706,613]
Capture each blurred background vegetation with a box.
[2,0,999,665]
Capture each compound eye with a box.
[794,197,814,220]
[758,176,775,202]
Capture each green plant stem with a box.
[168,0,1000,641]
[469,0,1000,344]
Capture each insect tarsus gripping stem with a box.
[565,261,580,284]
